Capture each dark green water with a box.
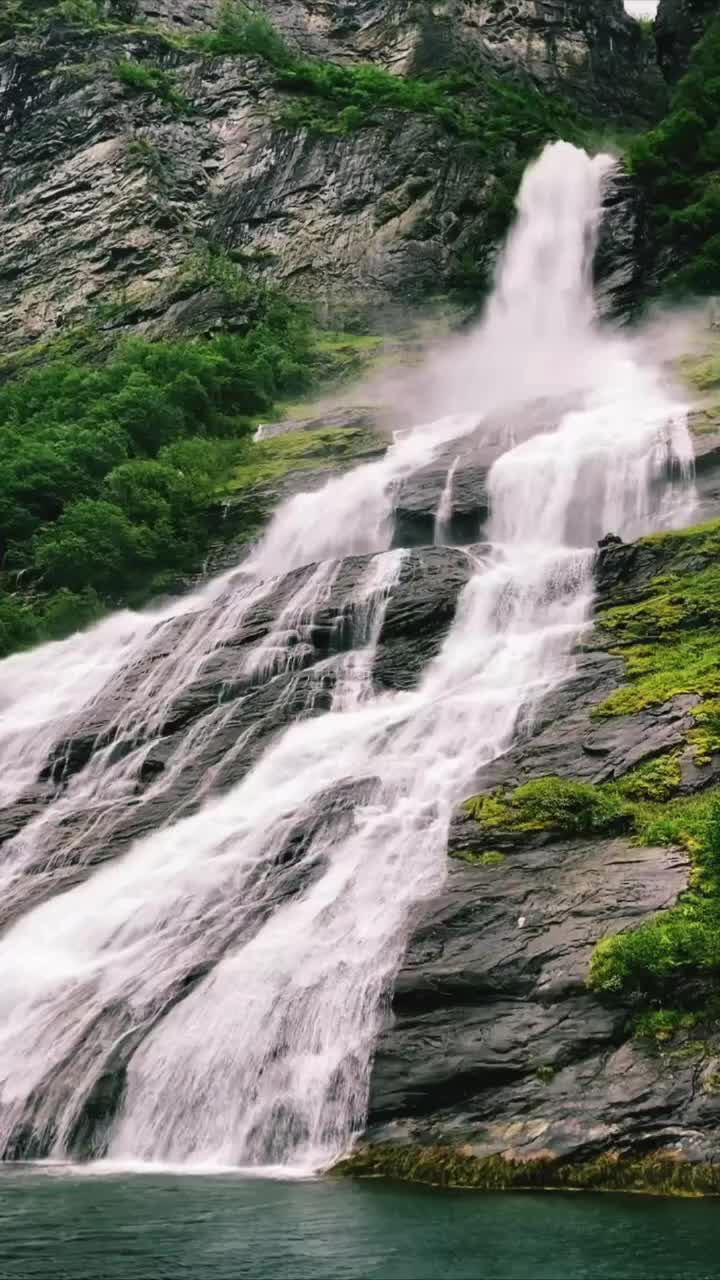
[1,1170,719,1280]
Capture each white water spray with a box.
[0,143,694,1171]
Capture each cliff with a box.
[0,0,663,352]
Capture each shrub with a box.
[115,59,190,114]
[588,898,720,995]
[194,0,295,65]
[464,777,629,837]
[0,0,99,38]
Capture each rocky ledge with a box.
[343,523,720,1189]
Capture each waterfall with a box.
[0,143,694,1172]
[433,456,460,544]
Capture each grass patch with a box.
[115,59,190,114]
[450,849,506,867]
[588,788,720,997]
[227,425,379,491]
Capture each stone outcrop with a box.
[366,836,699,1163]
[351,529,720,1170]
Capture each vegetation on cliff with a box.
[630,17,720,294]
[593,516,720,730]
[0,270,369,657]
[460,514,720,1001]
[462,767,720,1005]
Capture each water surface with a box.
[1,1171,718,1280]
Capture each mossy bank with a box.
[336,1146,720,1198]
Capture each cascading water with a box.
[433,456,460,544]
[0,142,695,1172]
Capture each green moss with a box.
[463,777,629,838]
[450,848,506,866]
[535,1064,556,1083]
[335,1144,720,1196]
[0,0,101,39]
[688,700,720,764]
[617,753,682,803]
[679,341,720,393]
[588,786,720,996]
[593,518,720,721]
[227,426,380,491]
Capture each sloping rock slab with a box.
[364,835,705,1160]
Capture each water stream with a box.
[0,142,694,1172]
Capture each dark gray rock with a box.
[0,544,471,916]
[374,545,475,689]
[358,514,720,1165]
[365,835,704,1160]
[594,168,646,321]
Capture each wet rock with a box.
[594,168,646,320]
[255,406,381,441]
[0,545,470,900]
[365,835,695,1159]
[374,545,475,689]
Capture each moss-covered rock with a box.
[335,1143,720,1197]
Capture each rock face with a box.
[367,837,700,1162]
[357,533,720,1167]
[655,0,719,82]
[0,0,661,351]
[121,0,664,115]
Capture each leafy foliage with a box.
[192,0,295,65]
[0,281,316,655]
[616,752,682,802]
[629,19,720,294]
[114,58,190,113]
